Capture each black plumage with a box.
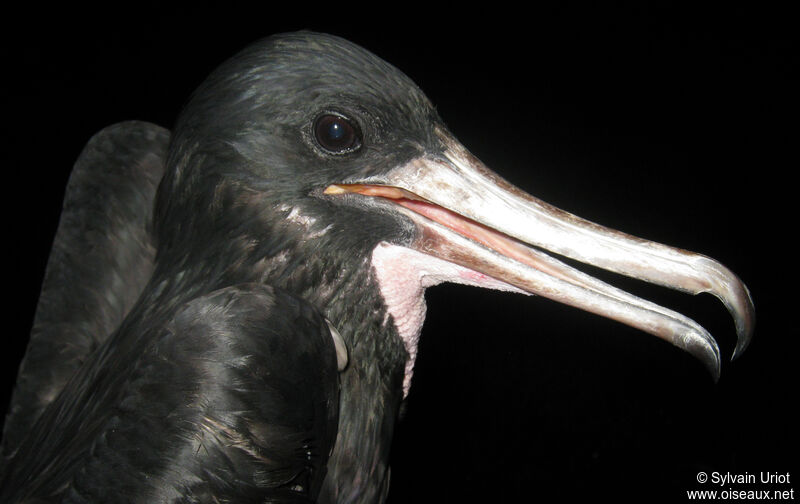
[2,123,168,457]
[0,31,756,503]
[4,282,340,502]
[2,32,436,502]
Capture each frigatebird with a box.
[0,32,753,502]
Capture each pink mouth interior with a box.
[324,183,580,287]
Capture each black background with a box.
[2,4,795,502]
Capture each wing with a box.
[1,121,169,456]
[0,284,341,503]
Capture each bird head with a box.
[153,31,753,395]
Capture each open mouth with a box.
[325,183,592,290]
[322,145,754,381]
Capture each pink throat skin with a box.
[369,241,526,397]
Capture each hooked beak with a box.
[324,131,754,381]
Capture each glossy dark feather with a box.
[1,284,339,502]
[2,122,168,457]
[1,33,417,503]
[1,29,762,504]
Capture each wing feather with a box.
[1,284,340,503]
[2,121,169,455]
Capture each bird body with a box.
[1,119,402,502]
[0,32,753,503]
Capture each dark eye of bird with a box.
[313,113,362,154]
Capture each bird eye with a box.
[313,113,362,154]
